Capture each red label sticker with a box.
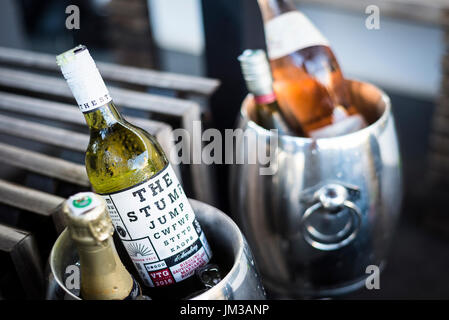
[148,268,175,287]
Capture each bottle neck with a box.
[238,50,276,105]
[254,91,277,106]
[76,237,135,300]
[76,238,118,274]
[58,46,118,127]
[258,0,296,21]
[83,101,123,131]
[63,192,137,300]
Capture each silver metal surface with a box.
[230,80,402,298]
[299,183,363,251]
[46,199,266,300]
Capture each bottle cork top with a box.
[63,192,114,245]
[238,49,274,96]
[56,45,95,80]
[56,45,112,113]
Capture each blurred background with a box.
[0,0,448,299]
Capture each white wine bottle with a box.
[63,192,142,300]
[238,49,303,136]
[57,45,212,294]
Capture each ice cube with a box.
[195,264,222,289]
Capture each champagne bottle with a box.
[56,45,213,294]
[257,0,366,138]
[238,49,303,136]
[62,192,142,300]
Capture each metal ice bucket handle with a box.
[299,183,363,251]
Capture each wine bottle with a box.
[62,192,142,300]
[56,45,213,294]
[238,49,303,136]
[257,0,366,138]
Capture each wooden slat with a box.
[0,114,88,152]
[0,223,44,299]
[0,92,176,160]
[0,68,198,184]
[0,224,29,252]
[0,67,197,118]
[0,179,65,232]
[0,113,183,184]
[0,142,89,187]
[0,179,64,217]
[0,70,215,205]
[0,113,185,181]
[0,91,168,133]
[0,46,220,96]
[0,69,216,205]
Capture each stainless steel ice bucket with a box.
[230,80,402,298]
[46,199,266,300]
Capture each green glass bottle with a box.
[57,45,212,294]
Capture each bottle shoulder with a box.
[85,121,168,194]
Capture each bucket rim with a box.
[240,79,392,145]
[49,198,247,300]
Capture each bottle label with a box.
[254,92,276,105]
[101,165,212,287]
[265,11,329,60]
[66,68,112,113]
